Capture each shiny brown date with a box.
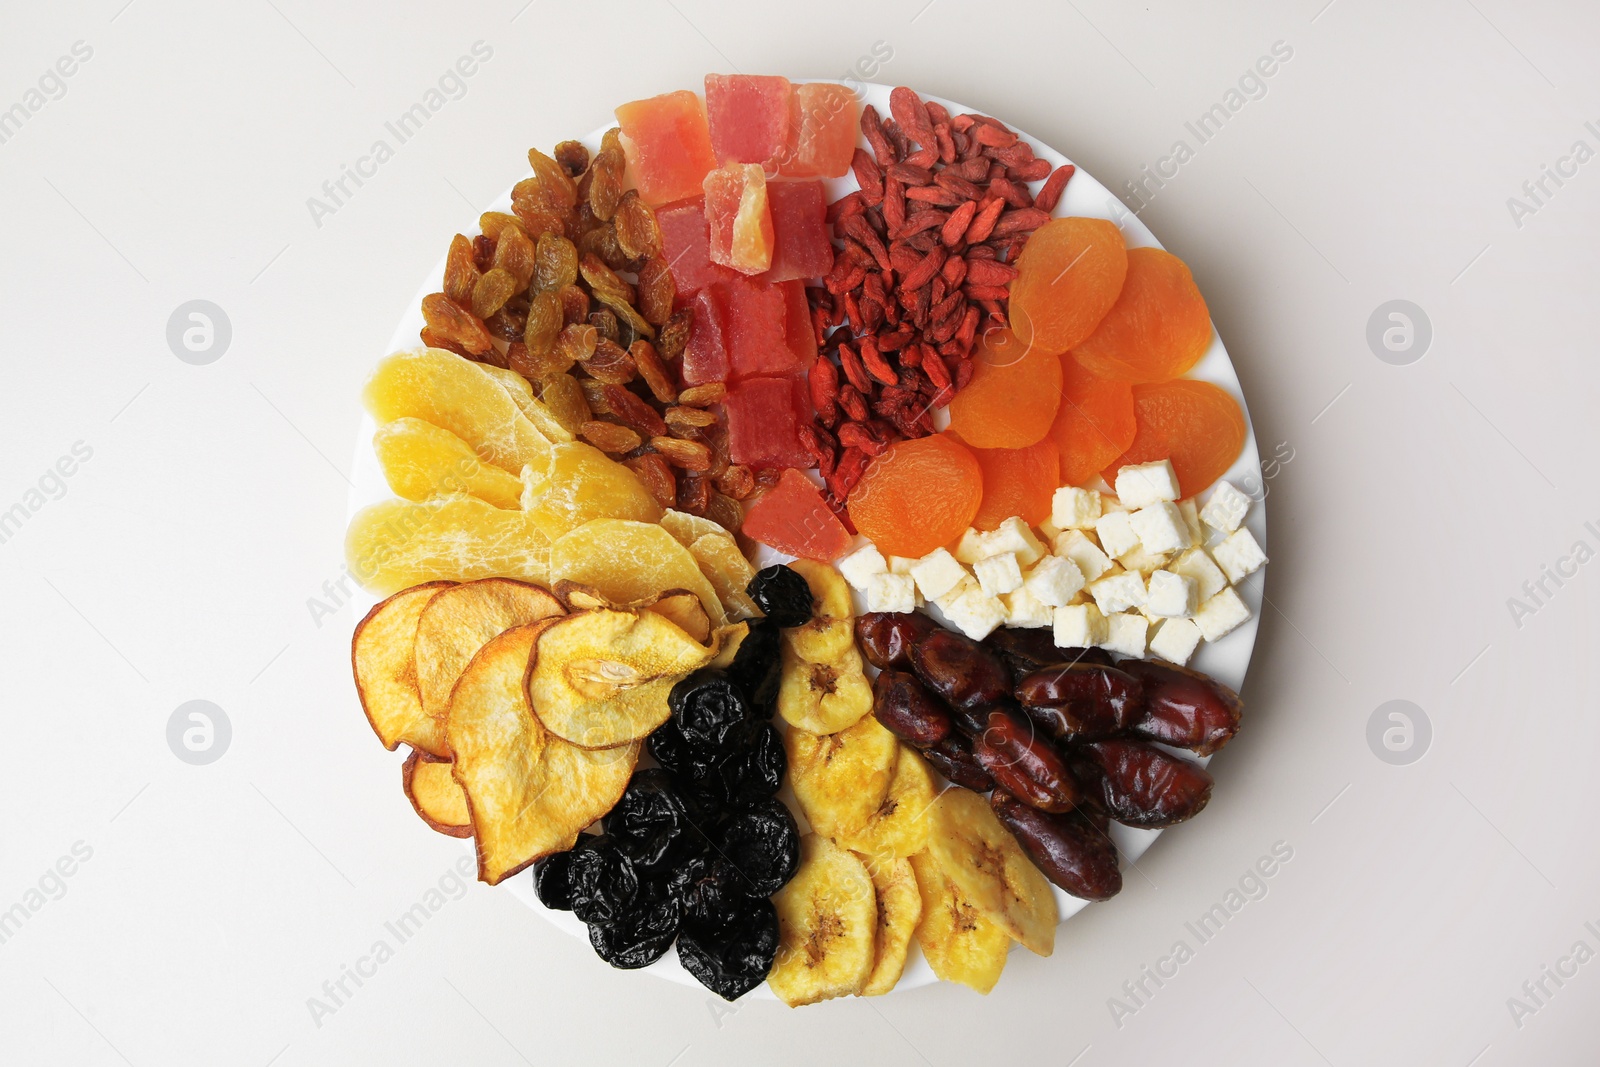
[855,611,939,670]
[1081,739,1213,828]
[910,628,1011,714]
[973,708,1080,813]
[983,627,1111,683]
[1015,663,1145,741]
[1120,660,1242,756]
[922,734,995,792]
[872,669,953,746]
[991,789,1122,901]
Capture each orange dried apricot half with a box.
[1102,379,1246,498]
[1008,217,1128,355]
[1048,356,1136,488]
[848,435,982,558]
[945,330,1063,449]
[1071,247,1213,383]
[968,438,1059,532]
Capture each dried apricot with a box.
[967,437,1059,532]
[848,435,982,558]
[945,330,1063,449]
[1048,355,1136,487]
[1071,247,1212,383]
[1101,380,1246,498]
[1008,217,1128,355]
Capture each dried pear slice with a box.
[363,348,550,475]
[346,495,552,596]
[858,854,922,996]
[688,533,761,621]
[784,713,898,841]
[413,578,565,757]
[768,834,877,1006]
[645,591,712,645]
[526,442,663,543]
[837,746,939,863]
[352,581,455,750]
[927,788,1058,957]
[777,644,873,735]
[401,749,472,838]
[529,609,714,748]
[446,621,637,884]
[373,418,525,510]
[476,362,575,445]
[909,849,1011,994]
[707,622,750,670]
[548,518,722,627]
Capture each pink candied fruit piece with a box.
[777,83,861,179]
[780,280,818,366]
[657,196,734,296]
[681,288,729,386]
[722,275,798,380]
[703,164,773,275]
[726,377,815,471]
[705,74,792,165]
[764,181,834,283]
[614,90,719,205]
[741,467,853,560]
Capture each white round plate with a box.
[349,80,1266,998]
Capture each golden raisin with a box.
[538,372,591,435]
[523,290,563,357]
[651,436,713,471]
[579,420,643,454]
[478,212,526,242]
[630,341,678,404]
[657,311,692,363]
[557,284,590,326]
[636,257,676,327]
[583,337,636,384]
[677,382,726,407]
[471,268,518,320]
[553,140,589,178]
[665,405,717,430]
[492,226,536,291]
[443,234,479,305]
[714,465,755,500]
[528,147,578,211]
[421,293,493,355]
[554,323,598,367]
[614,191,663,259]
[622,453,676,509]
[534,233,579,294]
[589,147,625,221]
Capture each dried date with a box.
[1081,740,1214,829]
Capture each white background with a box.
[1,1,1596,1064]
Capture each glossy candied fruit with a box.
[724,375,812,469]
[657,196,736,297]
[704,164,774,275]
[682,287,730,386]
[742,468,854,560]
[615,90,719,205]
[705,74,792,165]
[764,181,834,283]
[776,83,860,179]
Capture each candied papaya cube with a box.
[780,280,818,366]
[615,90,719,205]
[764,181,834,283]
[722,275,798,379]
[742,468,853,561]
[658,196,734,297]
[682,288,730,385]
[704,163,774,275]
[777,82,860,179]
[725,375,810,469]
[705,74,792,165]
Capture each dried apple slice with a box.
[352,581,455,750]
[373,417,526,510]
[413,578,565,757]
[688,533,761,621]
[446,620,638,884]
[401,749,472,838]
[548,518,723,626]
[528,609,715,748]
[346,495,553,596]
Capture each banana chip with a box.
[768,834,877,1006]
[401,750,472,838]
[838,747,939,863]
[783,616,855,664]
[858,854,922,996]
[777,644,873,735]
[909,849,1011,994]
[787,558,853,619]
[785,714,898,841]
[446,621,638,884]
[352,581,456,750]
[927,789,1058,957]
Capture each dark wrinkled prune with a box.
[587,895,681,969]
[668,853,741,926]
[648,717,716,781]
[855,611,940,670]
[669,669,751,748]
[983,627,1111,683]
[872,669,954,746]
[711,720,785,806]
[606,769,689,871]
[747,565,814,627]
[923,734,995,791]
[726,618,782,711]
[991,789,1122,901]
[677,898,780,1001]
[1016,662,1145,742]
[566,835,640,925]
[1082,739,1214,829]
[1120,660,1243,756]
[910,628,1011,716]
[973,707,1080,812]
[533,835,602,911]
[720,796,801,898]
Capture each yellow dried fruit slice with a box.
[476,362,575,445]
[768,834,876,1006]
[548,518,722,627]
[645,591,712,645]
[688,533,761,621]
[858,854,922,996]
[528,609,714,748]
[783,617,854,664]
[373,418,526,510]
[837,747,939,863]
[707,622,749,670]
[364,348,550,475]
[777,644,873,735]
[413,578,565,757]
[927,788,1058,957]
[346,496,552,596]
[526,442,664,543]
[659,508,729,548]
[788,558,853,619]
[446,621,637,884]
[401,750,472,838]
[784,713,898,840]
[909,849,1011,994]
[352,581,455,750]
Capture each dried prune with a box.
[872,668,953,746]
[668,669,751,749]
[532,835,602,911]
[983,627,1111,683]
[1082,739,1214,829]
[678,898,780,1001]
[991,789,1122,901]
[1120,660,1243,756]
[923,733,995,792]
[855,611,939,670]
[973,707,1080,812]
[1016,662,1145,742]
[566,835,639,925]
[710,720,785,806]
[720,796,800,898]
[747,565,814,628]
[648,718,716,783]
[668,853,741,926]
[910,628,1011,716]
[606,769,689,871]
[587,895,681,969]
[727,619,782,712]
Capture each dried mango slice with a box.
[1070,247,1213,383]
[476,362,575,445]
[529,609,715,748]
[659,508,730,548]
[363,348,550,476]
[688,533,761,621]
[527,442,664,543]
[548,519,723,626]
[346,495,552,597]
[373,417,526,510]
